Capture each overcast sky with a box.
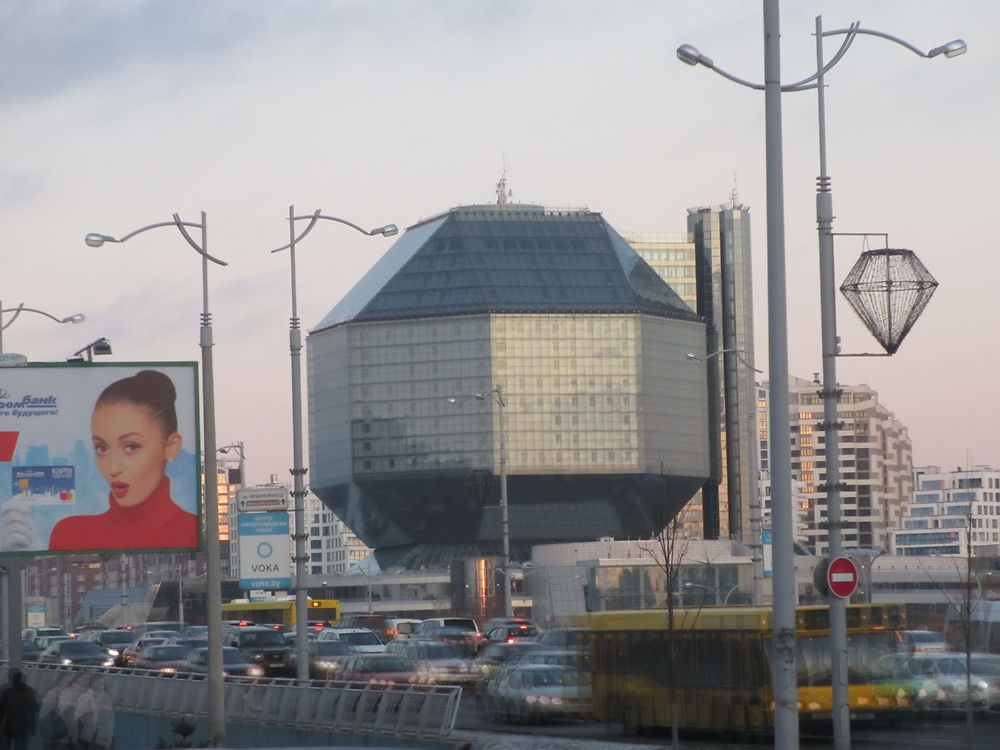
[1,0,995,487]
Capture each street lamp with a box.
[679,12,964,750]
[84,212,228,748]
[449,386,513,618]
[218,441,246,487]
[685,348,762,373]
[0,302,85,354]
[270,206,397,683]
[68,337,113,362]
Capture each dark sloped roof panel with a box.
[312,204,698,332]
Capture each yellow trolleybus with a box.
[588,603,911,734]
[221,598,340,628]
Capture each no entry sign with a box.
[827,556,859,599]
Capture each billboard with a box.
[0,362,200,554]
[238,512,291,590]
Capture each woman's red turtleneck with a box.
[49,476,198,551]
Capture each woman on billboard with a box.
[48,370,198,550]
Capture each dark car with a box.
[87,629,137,660]
[335,654,421,686]
[178,646,265,678]
[225,626,291,675]
[38,639,115,667]
[21,638,43,662]
[420,626,481,656]
[118,636,169,667]
[480,622,540,650]
[134,644,194,673]
[474,642,549,682]
[287,640,355,679]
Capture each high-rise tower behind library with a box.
[625,203,758,544]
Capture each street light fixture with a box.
[68,337,113,362]
[84,212,228,748]
[0,302,85,354]
[270,206,397,683]
[679,12,964,750]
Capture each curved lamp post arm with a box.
[270,210,398,254]
[685,349,762,373]
[85,216,228,267]
[0,305,85,331]
[678,19,964,93]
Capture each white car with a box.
[317,628,386,653]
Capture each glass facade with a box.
[308,204,711,568]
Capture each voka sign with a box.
[238,511,291,590]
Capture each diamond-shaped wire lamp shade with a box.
[839,248,938,355]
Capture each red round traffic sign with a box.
[827,556,859,598]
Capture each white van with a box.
[386,618,422,639]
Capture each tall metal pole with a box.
[287,204,310,683]
[763,2,799,748]
[812,17,849,749]
[497,386,513,618]
[196,212,226,748]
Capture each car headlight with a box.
[247,666,265,677]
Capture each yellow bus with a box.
[588,603,911,734]
[221,598,340,628]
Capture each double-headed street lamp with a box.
[679,11,964,750]
[270,206,397,682]
[85,213,228,748]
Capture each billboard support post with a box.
[85,215,228,747]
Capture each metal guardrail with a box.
[6,663,462,740]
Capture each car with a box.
[224,625,292,675]
[385,618,423,640]
[474,642,549,681]
[286,639,355,679]
[478,664,591,723]
[179,625,209,638]
[85,629,137,660]
[479,622,541,650]
[177,646,265,678]
[414,617,480,639]
[334,654,421,686]
[317,628,385,653]
[418,626,481,656]
[337,614,393,642]
[32,635,73,653]
[134,644,194,673]
[896,629,948,654]
[883,652,994,712]
[482,617,537,634]
[118,636,170,667]
[21,638,43,662]
[384,638,479,685]
[505,648,589,671]
[22,626,69,640]
[38,639,116,667]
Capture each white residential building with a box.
[892,465,1000,556]
[758,375,913,556]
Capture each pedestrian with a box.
[0,671,39,750]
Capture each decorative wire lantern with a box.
[839,248,938,355]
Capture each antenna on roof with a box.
[496,158,512,205]
[730,172,740,208]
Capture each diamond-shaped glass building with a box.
[307,204,711,568]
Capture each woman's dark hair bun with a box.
[96,369,178,435]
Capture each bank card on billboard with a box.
[0,362,201,554]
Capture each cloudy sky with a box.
[2,0,995,487]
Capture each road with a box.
[454,691,1000,749]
